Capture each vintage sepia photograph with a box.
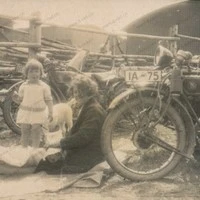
[0,0,200,199]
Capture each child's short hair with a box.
[24,59,44,78]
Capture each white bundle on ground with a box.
[44,129,63,148]
[0,146,46,167]
[0,145,61,175]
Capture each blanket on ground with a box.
[0,146,126,198]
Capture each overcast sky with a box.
[0,0,184,30]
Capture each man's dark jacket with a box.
[35,97,106,174]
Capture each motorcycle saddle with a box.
[90,71,123,86]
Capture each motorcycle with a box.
[0,50,127,135]
[101,45,200,181]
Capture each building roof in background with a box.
[124,0,200,55]
[0,0,182,31]
[0,0,188,54]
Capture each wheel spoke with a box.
[145,132,191,160]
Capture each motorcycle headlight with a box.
[154,45,173,69]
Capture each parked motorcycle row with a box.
[1,44,200,181]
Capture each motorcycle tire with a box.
[2,83,61,135]
[101,97,186,181]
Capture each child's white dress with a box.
[16,80,52,124]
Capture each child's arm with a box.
[43,83,54,121]
[46,100,53,122]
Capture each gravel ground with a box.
[1,116,200,200]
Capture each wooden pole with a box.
[89,53,153,59]
[41,48,76,54]
[0,42,40,48]
[169,25,178,55]
[176,33,200,42]
[0,51,27,59]
[42,21,180,41]
[29,17,41,59]
[41,40,73,50]
[109,35,116,68]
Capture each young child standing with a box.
[12,59,53,148]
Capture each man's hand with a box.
[61,150,67,159]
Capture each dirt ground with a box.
[1,117,200,200]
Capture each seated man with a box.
[35,76,106,174]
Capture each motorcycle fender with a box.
[0,81,24,104]
[108,88,136,110]
[108,87,159,110]
[8,80,24,91]
[172,97,196,157]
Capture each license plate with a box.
[125,70,162,83]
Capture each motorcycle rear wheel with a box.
[101,97,186,181]
[2,82,61,135]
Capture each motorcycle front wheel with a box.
[101,97,186,181]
